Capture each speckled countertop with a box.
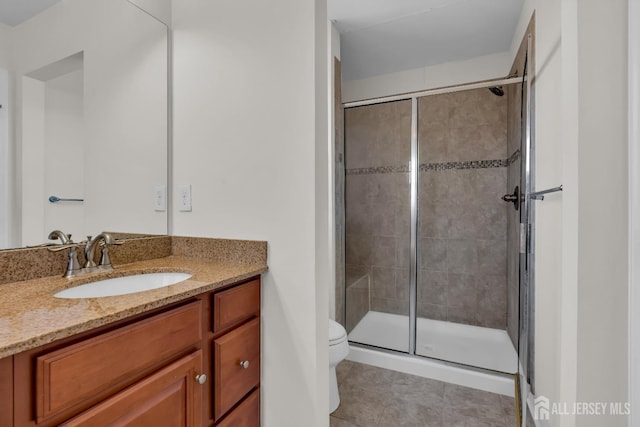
[0,253,267,359]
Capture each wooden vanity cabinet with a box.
[8,275,261,427]
[0,356,13,426]
[61,350,203,427]
[13,300,205,427]
[211,278,261,426]
[217,389,260,427]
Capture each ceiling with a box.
[2,0,524,81]
[329,0,525,81]
[0,0,62,27]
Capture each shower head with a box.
[489,86,504,97]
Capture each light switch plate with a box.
[178,185,192,212]
[153,185,166,211]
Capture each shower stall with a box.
[340,74,529,376]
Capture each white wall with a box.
[127,0,172,26]
[0,24,12,248]
[574,2,628,425]
[342,51,513,102]
[628,0,640,423]
[0,68,8,249]
[43,70,84,240]
[328,22,340,320]
[172,0,328,426]
[20,77,46,245]
[0,23,10,68]
[515,0,630,425]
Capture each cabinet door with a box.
[217,388,259,427]
[61,350,204,427]
[214,318,260,420]
[36,301,202,422]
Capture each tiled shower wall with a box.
[344,100,412,327]
[417,89,509,329]
[344,89,511,331]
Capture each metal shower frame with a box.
[342,72,532,364]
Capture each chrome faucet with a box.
[47,230,82,278]
[48,230,72,245]
[84,233,117,270]
[47,231,124,277]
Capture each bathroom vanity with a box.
[0,236,267,427]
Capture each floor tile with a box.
[336,359,355,383]
[442,407,507,427]
[331,385,387,427]
[330,415,360,427]
[339,361,398,393]
[389,371,446,405]
[443,383,505,422]
[377,398,443,427]
[332,361,513,427]
[500,394,517,417]
[500,394,518,425]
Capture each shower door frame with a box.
[344,75,525,358]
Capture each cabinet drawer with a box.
[214,317,260,420]
[61,350,203,427]
[36,301,202,422]
[217,388,260,427]
[212,279,260,333]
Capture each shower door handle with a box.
[501,186,520,211]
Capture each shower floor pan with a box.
[348,311,518,374]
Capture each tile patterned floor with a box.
[330,361,517,427]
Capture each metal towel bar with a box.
[49,195,84,203]
[530,185,563,200]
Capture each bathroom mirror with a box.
[0,0,169,250]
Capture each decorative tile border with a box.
[420,159,508,171]
[346,151,522,175]
[346,165,410,175]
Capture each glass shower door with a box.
[343,99,412,353]
[414,88,518,373]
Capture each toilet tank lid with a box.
[329,319,347,343]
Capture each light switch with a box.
[153,185,166,211]
[178,185,192,212]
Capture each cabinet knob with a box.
[195,374,207,384]
[239,360,250,369]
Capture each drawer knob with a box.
[195,374,207,384]
[239,360,250,369]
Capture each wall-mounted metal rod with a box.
[530,185,563,200]
[49,195,84,203]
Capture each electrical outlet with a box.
[153,185,166,211]
[178,185,192,212]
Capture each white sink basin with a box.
[54,272,192,299]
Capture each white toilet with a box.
[329,318,349,413]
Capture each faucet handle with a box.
[47,242,81,252]
[98,238,124,269]
[98,239,125,247]
[48,230,72,245]
[47,243,83,277]
[99,245,113,269]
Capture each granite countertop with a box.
[0,255,267,359]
